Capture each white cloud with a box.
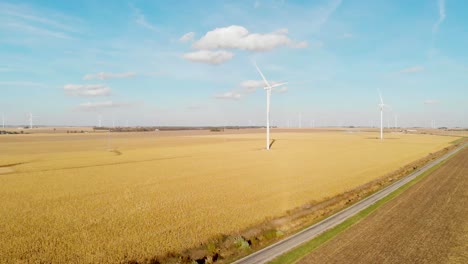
[424,99,439,105]
[0,81,45,87]
[77,101,130,111]
[432,0,446,34]
[3,21,72,39]
[240,80,265,92]
[182,50,234,64]
[131,5,158,32]
[180,32,195,42]
[64,84,111,97]
[83,72,136,80]
[0,2,80,40]
[214,92,242,100]
[399,66,424,74]
[192,25,307,51]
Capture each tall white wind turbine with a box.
[254,62,287,150]
[378,91,387,140]
[28,112,33,129]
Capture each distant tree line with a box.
[93,126,264,132]
[0,130,24,134]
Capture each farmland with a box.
[0,129,460,263]
[298,146,468,264]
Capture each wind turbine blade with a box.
[378,89,384,104]
[254,62,271,88]
[269,82,288,88]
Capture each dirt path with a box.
[299,147,468,264]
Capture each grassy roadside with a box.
[268,147,464,264]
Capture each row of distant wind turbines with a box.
[1,112,35,129]
[1,63,433,148]
[254,62,393,151]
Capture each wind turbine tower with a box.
[378,91,386,140]
[255,62,287,150]
[299,113,302,128]
[28,112,33,129]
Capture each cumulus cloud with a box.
[214,92,242,100]
[182,50,234,64]
[180,32,195,42]
[64,84,111,97]
[77,101,130,111]
[424,99,439,105]
[192,25,306,51]
[240,80,265,92]
[83,72,136,80]
[399,66,424,74]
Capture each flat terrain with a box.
[0,129,458,262]
[299,146,468,264]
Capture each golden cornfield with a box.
[0,130,458,263]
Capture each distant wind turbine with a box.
[2,113,4,129]
[28,112,33,129]
[254,62,287,150]
[299,112,302,128]
[378,90,388,140]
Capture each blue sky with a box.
[0,0,467,127]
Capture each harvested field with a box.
[299,146,468,264]
[0,130,459,263]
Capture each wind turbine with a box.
[299,112,302,128]
[254,62,287,150]
[28,112,33,129]
[378,90,389,140]
[2,113,4,129]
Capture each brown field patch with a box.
[299,147,468,264]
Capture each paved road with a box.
[233,143,467,264]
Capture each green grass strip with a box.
[269,155,453,264]
[450,137,466,145]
